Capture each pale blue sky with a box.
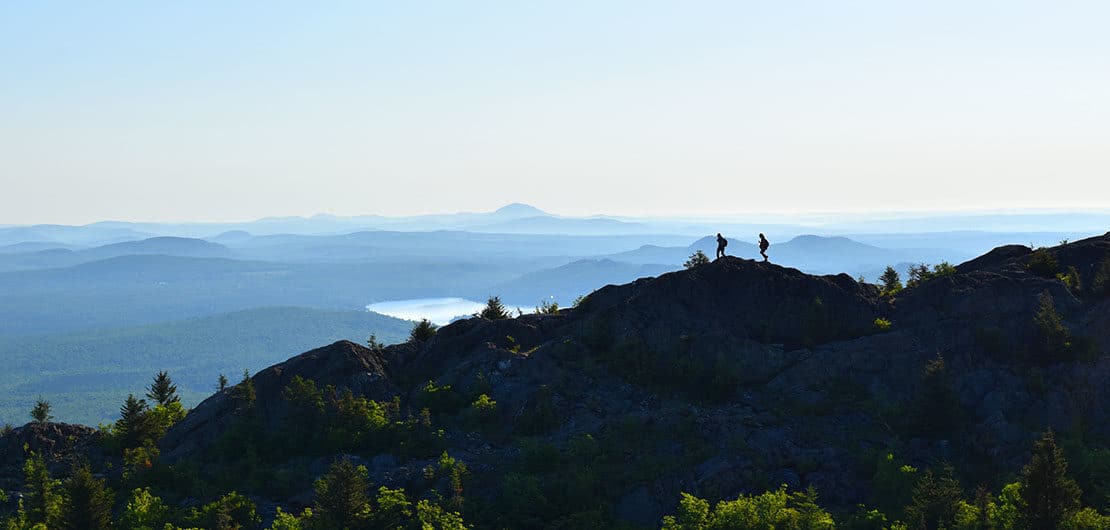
[2,1,1108,224]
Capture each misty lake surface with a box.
[366,297,485,325]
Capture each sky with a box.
[2,1,1108,224]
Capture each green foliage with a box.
[146,371,180,406]
[469,393,497,422]
[1032,289,1073,363]
[410,318,438,343]
[906,262,957,288]
[1027,247,1060,278]
[416,381,466,414]
[183,491,261,530]
[118,487,171,530]
[230,369,257,410]
[872,453,918,520]
[1091,255,1110,298]
[116,394,154,449]
[312,458,372,530]
[1020,430,1082,530]
[478,295,511,320]
[415,499,468,530]
[841,505,890,530]
[684,250,711,268]
[535,299,560,314]
[909,355,961,436]
[21,451,63,528]
[218,373,229,392]
[1057,266,1083,295]
[661,486,835,529]
[30,398,52,424]
[269,507,309,530]
[874,317,892,331]
[1063,507,1110,529]
[366,333,385,353]
[282,375,325,424]
[57,463,113,530]
[147,401,187,441]
[905,465,963,530]
[433,451,469,510]
[880,266,903,295]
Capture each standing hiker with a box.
[758,233,770,261]
[716,233,728,259]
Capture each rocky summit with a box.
[3,233,1108,528]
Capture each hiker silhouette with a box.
[716,233,727,259]
[758,233,770,261]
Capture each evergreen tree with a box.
[880,266,903,293]
[145,371,179,406]
[22,451,63,527]
[218,373,230,391]
[313,457,372,529]
[58,463,113,530]
[1019,430,1081,530]
[410,319,438,343]
[684,250,710,269]
[974,485,993,530]
[479,295,510,320]
[230,369,257,408]
[1032,290,1071,362]
[117,394,152,448]
[905,465,963,530]
[911,354,961,436]
[31,397,53,423]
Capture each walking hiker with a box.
[716,233,728,259]
[758,233,770,261]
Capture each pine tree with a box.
[58,463,113,530]
[880,266,903,293]
[23,451,63,527]
[1032,290,1071,362]
[117,394,152,448]
[146,371,179,406]
[684,250,710,269]
[905,465,963,530]
[31,397,53,423]
[313,457,372,529]
[478,296,510,320]
[1019,430,1081,530]
[409,319,438,343]
[911,354,961,436]
[218,373,230,391]
[230,369,257,409]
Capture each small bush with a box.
[874,318,892,331]
[1027,248,1060,278]
[535,299,560,314]
[470,394,497,418]
[1057,266,1083,295]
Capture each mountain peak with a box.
[492,203,548,217]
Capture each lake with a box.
[366,297,485,325]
